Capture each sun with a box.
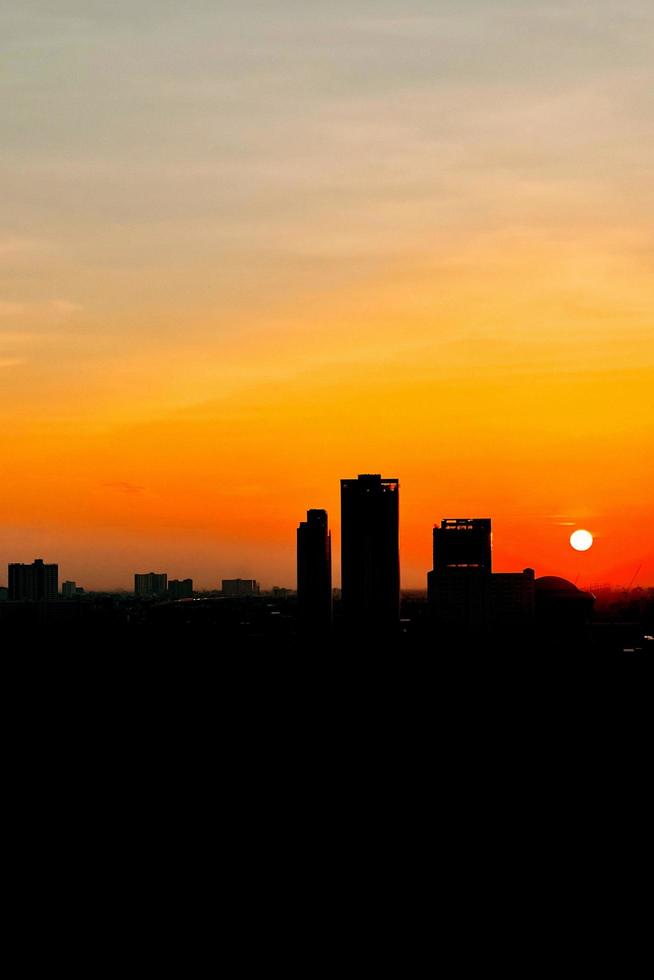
[570,529,593,552]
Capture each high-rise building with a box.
[135,572,168,597]
[432,518,492,573]
[8,559,58,601]
[297,509,332,631]
[428,519,534,635]
[168,578,193,600]
[62,580,77,598]
[340,474,399,630]
[222,579,260,597]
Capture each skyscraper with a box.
[8,559,59,601]
[297,509,332,631]
[340,474,399,630]
[432,519,492,573]
[428,519,534,636]
[428,519,492,632]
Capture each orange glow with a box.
[2,7,653,592]
[2,258,652,590]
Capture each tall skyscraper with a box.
[297,509,332,631]
[134,572,168,597]
[8,559,59,601]
[340,474,399,630]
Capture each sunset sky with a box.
[2,0,653,590]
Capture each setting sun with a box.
[570,530,594,553]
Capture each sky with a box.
[1,0,653,590]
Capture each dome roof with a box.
[535,576,581,594]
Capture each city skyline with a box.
[2,3,653,592]
[2,473,649,594]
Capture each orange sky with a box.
[2,3,653,590]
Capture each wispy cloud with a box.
[103,481,146,495]
[0,237,42,257]
[0,302,25,318]
[0,299,83,323]
[49,299,83,316]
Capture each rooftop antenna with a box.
[627,563,642,590]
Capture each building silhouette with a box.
[168,579,193,600]
[340,474,400,630]
[135,572,168,597]
[222,579,260,597]
[62,580,77,598]
[428,520,534,636]
[297,509,332,631]
[432,518,492,573]
[8,559,58,601]
[490,570,535,631]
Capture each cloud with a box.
[0,302,25,318]
[49,300,83,316]
[103,481,146,495]
[0,299,83,323]
[0,237,44,257]
[0,331,35,342]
